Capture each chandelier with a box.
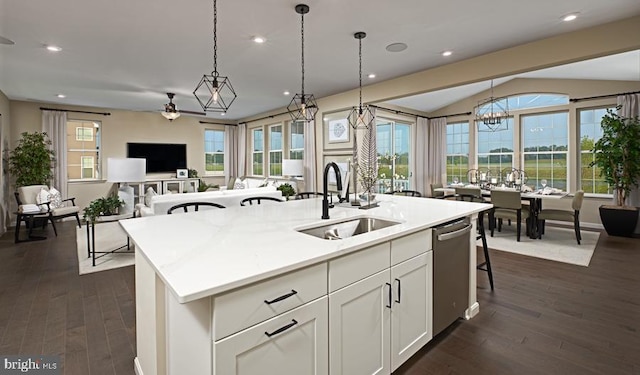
[348,32,374,130]
[193,0,237,114]
[475,79,509,131]
[287,4,318,122]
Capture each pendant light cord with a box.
[358,36,363,110]
[300,10,305,97]
[212,0,218,74]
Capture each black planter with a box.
[599,205,639,237]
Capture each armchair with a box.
[15,185,81,236]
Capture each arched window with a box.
[476,93,569,115]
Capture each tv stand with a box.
[133,178,199,204]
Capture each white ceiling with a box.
[1,0,639,120]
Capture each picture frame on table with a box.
[176,169,188,178]
[323,109,354,150]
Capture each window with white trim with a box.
[477,118,514,175]
[204,129,225,175]
[289,121,304,160]
[252,128,264,175]
[75,127,93,141]
[579,107,614,194]
[67,120,100,180]
[522,112,568,190]
[446,122,469,184]
[269,124,283,176]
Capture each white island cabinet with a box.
[121,195,488,375]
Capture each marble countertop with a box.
[120,195,489,303]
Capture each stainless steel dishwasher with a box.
[432,217,472,336]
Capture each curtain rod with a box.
[569,90,640,103]
[39,107,111,116]
[238,110,292,125]
[199,120,237,126]
[368,104,471,120]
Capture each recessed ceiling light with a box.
[386,43,407,53]
[46,45,62,52]
[442,50,453,57]
[253,36,266,44]
[283,91,290,96]
[56,94,66,98]
[368,73,376,79]
[562,13,578,22]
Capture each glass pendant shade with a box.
[161,111,180,121]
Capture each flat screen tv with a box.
[127,143,187,173]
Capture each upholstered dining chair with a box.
[430,183,444,198]
[536,190,584,244]
[296,192,323,199]
[15,185,81,236]
[489,190,531,242]
[167,202,226,214]
[454,186,482,199]
[386,190,422,197]
[240,196,284,206]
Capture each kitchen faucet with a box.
[322,162,343,219]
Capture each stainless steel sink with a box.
[297,217,401,240]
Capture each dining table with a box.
[434,185,570,239]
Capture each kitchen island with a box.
[120,194,489,375]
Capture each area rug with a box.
[479,225,599,267]
[76,222,134,275]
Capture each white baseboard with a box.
[465,302,480,320]
[134,357,144,375]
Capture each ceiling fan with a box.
[161,93,205,121]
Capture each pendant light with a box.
[475,79,509,132]
[193,0,237,114]
[348,32,374,130]
[288,4,318,122]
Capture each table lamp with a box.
[282,159,304,192]
[107,158,146,215]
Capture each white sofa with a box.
[136,186,283,216]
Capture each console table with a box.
[132,178,199,204]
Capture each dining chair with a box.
[454,187,482,199]
[296,192,323,199]
[167,202,226,214]
[430,183,444,198]
[240,196,284,206]
[489,190,531,242]
[536,190,584,244]
[387,190,422,197]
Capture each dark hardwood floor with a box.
[1,221,639,374]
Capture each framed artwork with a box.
[176,169,188,178]
[322,154,351,196]
[323,109,354,151]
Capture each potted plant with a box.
[8,131,56,187]
[277,183,296,200]
[590,108,640,237]
[83,194,124,223]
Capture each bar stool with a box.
[476,209,494,290]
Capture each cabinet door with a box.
[390,252,433,371]
[214,296,328,375]
[329,269,391,375]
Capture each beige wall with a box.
[8,100,231,212]
[0,89,11,234]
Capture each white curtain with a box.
[224,125,238,183]
[237,123,247,178]
[42,110,68,198]
[415,117,429,196]
[303,120,316,192]
[617,93,640,233]
[425,117,447,196]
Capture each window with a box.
[67,120,100,180]
[522,112,568,190]
[446,122,469,184]
[289,121,304,160]
[269,124,283,176]
[204,129,225,175]
[579,107,613,194]
[477,118,514,175]
[76,127,93,141]
[252,128,264,175]
[377,119,411,192]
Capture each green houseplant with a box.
[277,183,296,200]
[8,131,56,187]
[590,108,640,236]
[83,195,124,222]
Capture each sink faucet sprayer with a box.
[322,162,346,219]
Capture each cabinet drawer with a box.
[213,263,327,340]
[391,229,431,266]
[329,242,390,293]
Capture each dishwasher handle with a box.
[437,224,472,241]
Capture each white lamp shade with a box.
[107,158,146,183]
[282,159,304,177]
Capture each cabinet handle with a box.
[264,319,298,338]
[385,283,392,308]
[394,278,401,304]
[264,289,298,305]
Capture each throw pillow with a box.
[144,187,157,206]
[35,188,50,209]
[48,187,63,209]
[35,187,62,209]
[233,178,245,190]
